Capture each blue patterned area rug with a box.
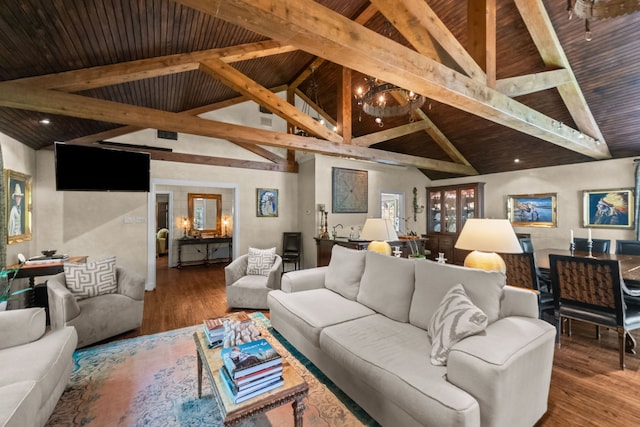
[46,312,379,427]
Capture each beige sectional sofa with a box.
[268,245,556,427]
[0,307,77,427]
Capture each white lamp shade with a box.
[454,218,522,254]
[360,218,399,242]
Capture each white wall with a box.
[430,157,638,252]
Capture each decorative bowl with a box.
[41,250,57,257]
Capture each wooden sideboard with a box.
[314,237,429,267]
[177,237,232,268]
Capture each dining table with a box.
[535,248,640,289]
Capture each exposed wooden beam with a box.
[293,88,337,127]
[413,109,475,169]
[200,58,342,143]
[288,4,378,91]
[496,69,573,97]
[352,121,430,147]
[385,90,475,169]
[514,0,608,151]
[337,67,352,143]
[13,41,296,92]
[467,0,497,87]
[371,0,486,82]
[64,87,292,164]
[173,0,607,160]
[0,82,474,174]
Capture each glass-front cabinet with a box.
[426,183,484,265]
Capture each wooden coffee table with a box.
[193,328,309,426]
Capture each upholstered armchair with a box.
[225,250,282,309]
[47,265,145,348]
[156,228,169,256]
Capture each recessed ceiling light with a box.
[39,118,51,125]
[514,158,520,163]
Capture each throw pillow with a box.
[356,250,415,322]
[246,247,276,276]
[64,256,117,300]
[428,283,488,366]
[325,244,366,300]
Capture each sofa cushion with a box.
[0,308,46,350]
[64,256,117,300]
[356,251,415,322]
[268,289,375,347]
[0,381,38,427]
[319,314,480,426]
[428,284,488,366]
[410,261,505,330]
[325,244,366,300]
[246,247,276,276]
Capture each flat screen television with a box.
[54,142,151,192]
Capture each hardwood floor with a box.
[113,256,640,426]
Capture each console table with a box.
[177,237,232,268]
[314,237,429,267]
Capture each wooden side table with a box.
[193,329,308,426]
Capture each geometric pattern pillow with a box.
[427,283,488,366]
[64,256,117,300]
[246,247,276,276]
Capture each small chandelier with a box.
[354,77,425,127]
[567,0,640,41]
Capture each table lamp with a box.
[360,218,399,255]
[454,218,522,273]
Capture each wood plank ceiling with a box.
[0,0,639,179]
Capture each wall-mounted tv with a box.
[54,142,150,192]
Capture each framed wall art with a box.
[583,188,634,229]
[507,193,557,227]
[5,169,32,244]
[256,188,278,217]
[332,167,368,213]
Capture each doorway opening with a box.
[381,191,405,235]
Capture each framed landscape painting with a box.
[5,169,32,244]
[507,193,557,227]
[583,188,634,229]
[256,188,278,217]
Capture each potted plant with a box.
[0,254,30,311]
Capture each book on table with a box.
[220,364,283,396]
[233,364,283,388]
[203,311,252,343]
[219,368,285,404]
[220,338,282,379]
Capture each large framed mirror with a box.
[188,193,222,237]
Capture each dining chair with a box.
[282,232,302,273]
[573,237,610,254]
[549,254,640,369]
[501,252,554,320]
[616,239,640,255]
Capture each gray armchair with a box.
[225,254,282,309]
[47,267,145,348]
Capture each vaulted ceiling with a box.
[0,0,639,179]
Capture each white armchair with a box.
[225,253,283,309]
[47,267,145,348]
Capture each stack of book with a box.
[219,338,284,404]
[203,311,252,348]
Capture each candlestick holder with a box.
[587,240,594,258]
[569,242,575,256]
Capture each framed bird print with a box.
[332,167,368,213]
